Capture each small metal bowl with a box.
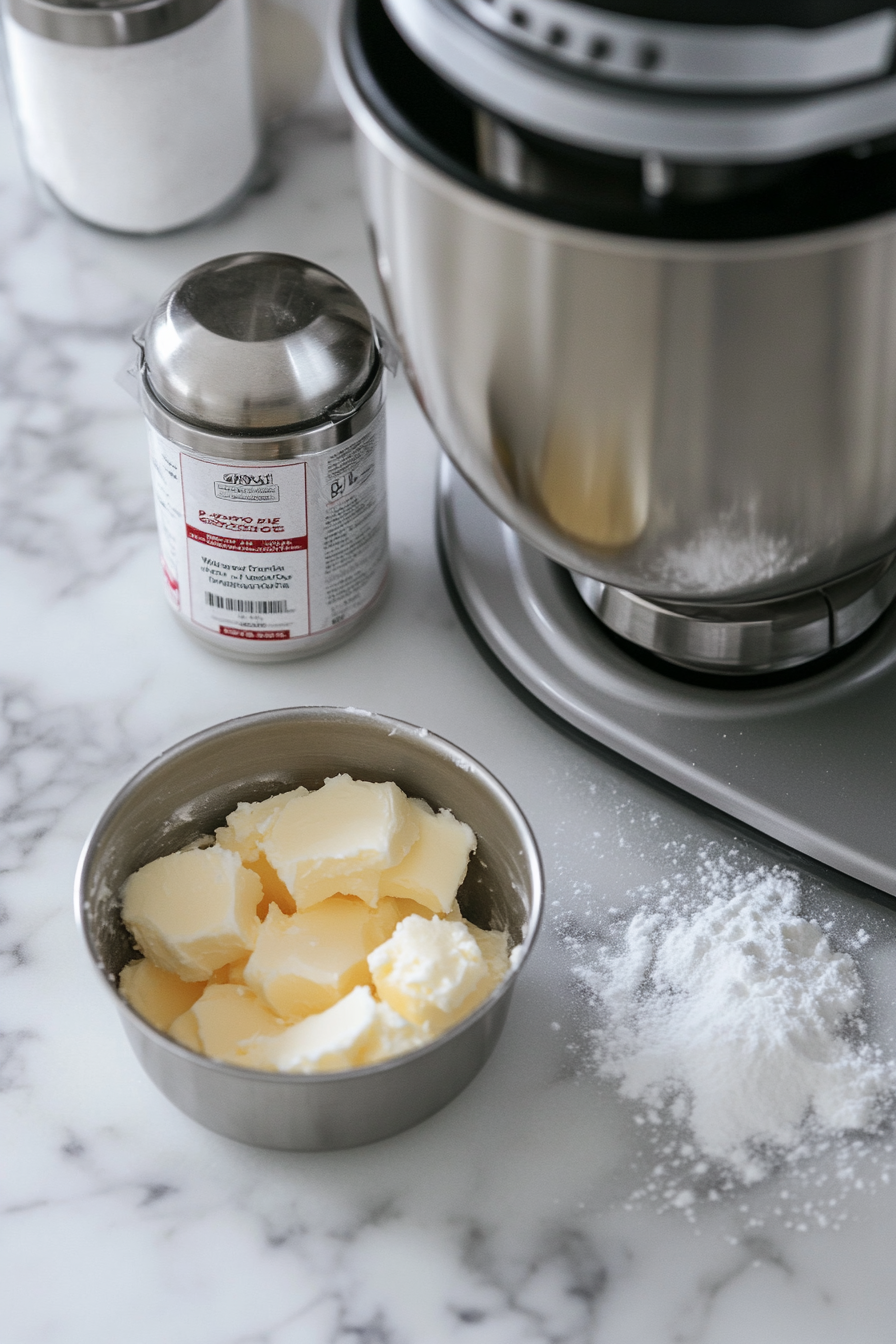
[75,706,543,1150]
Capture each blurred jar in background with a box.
[1,0,260,234]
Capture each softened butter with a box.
[121,845,261,981]
[118,957,205,1031]
[215,785,309,917]
[379,797,477,914]
[119,774,510,1072]
[368,914,501,1032]
[243,985,380,1073]
[244,897,396,1018]
[263,775,421,909]
[171,983,285,1065]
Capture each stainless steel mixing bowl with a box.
[75,707,542,1150]
[335,0,896,608]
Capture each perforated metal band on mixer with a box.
[382,0,896,159]
[454,0,896,94]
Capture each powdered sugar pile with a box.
[574,858,896,1216]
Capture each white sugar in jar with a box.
[1,0,258,233]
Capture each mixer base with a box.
[437,459,896,898]
[572,556,896,676]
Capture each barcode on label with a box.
[204,593,288,615]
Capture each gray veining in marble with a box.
[3,6,896,1341]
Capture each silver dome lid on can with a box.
[136,252,386,457]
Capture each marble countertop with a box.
[4,30,896,1344]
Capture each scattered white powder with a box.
[651,506,806,592]
[574,860,896,1215]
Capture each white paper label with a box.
[147,413,387,648]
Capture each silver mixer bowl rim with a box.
[335,7,896,258]
[378,0,896,163]
[336,0,896,248]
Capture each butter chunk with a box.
[364,893,442,945]
[172,983,286,1064]
[242,985,379,1073]
[466,923,511,994]
[217,786,308,918]
[245,898,381,1020]
[118,958,205,1032]
[245,854,297,921]
[368,914,489,1031]
[379,799,476,914]
[170,1006,203,1052]
[216,786,309,862]
[225,954,250,985]
[262,774,420,910]
[360,1001,433,1065]
[121,845,262,981]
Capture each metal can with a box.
[134,252,391,661]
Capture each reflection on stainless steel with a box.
[572,577,830,674]
[141,253,379,435]
[473,109,794,207]
[6,0,221,47]
[826,556,896,646]
[572,553,896,674]
[437,459,896,896]
[340,52,896,603]
[486,236,656,549]
[75,707,543,1151]
[380,0,896,163]
[453,0,896,96]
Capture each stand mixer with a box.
[333,0,896,896]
